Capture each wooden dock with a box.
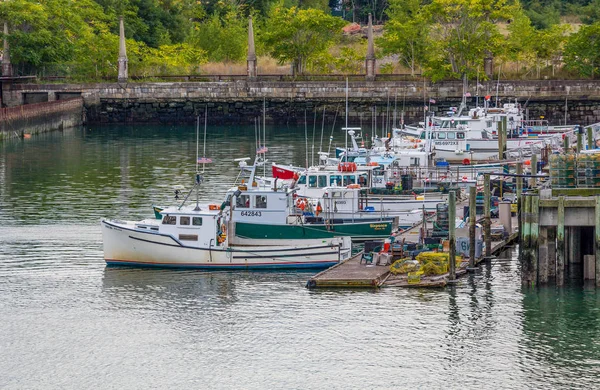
[306,253,390,288]
[306,216,519,289]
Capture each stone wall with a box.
[4,80,600,126]
[0,97,84,140]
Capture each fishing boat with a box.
[101,202,351,269]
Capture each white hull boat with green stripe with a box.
[101,204,352,270]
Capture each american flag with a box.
[464,92,471,97]
[429,98,436,104]
[256,145,269,154]
[197,157,212,164]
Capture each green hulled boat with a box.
[234,219,393,242]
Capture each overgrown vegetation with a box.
[0,0,599,81]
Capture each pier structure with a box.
[117,17,128,83]
[522,190,600,286]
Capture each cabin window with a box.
[487,121,492,128]
[162,215,176,225]
[343,175,356,185]
[297,175,306,185]
[447,132,456,139]
[459,121,468,125]
[358,174,368,186]
[180,216,190,225]
[457,132,465,139]
[255,195,267,209]
[437,132,446,139]
[236,194,250,208]
[330,175,342,186]
[179,234,198,241]
[420,131,426,139]
[308,175,318,188]
[192,217,203,226]
[318,175,327,187]
[410,157,420,166]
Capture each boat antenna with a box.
[327,104,339,157]
[393,88,397,129]
[305,108,309,169]
[495,64,501,108]
[202,105,208,173]
[319,105,326,155]
[385,88,390,135]
[195,114,200,174]
[263,98,267,178]
[312,107,317,167]
[345,77,349,161]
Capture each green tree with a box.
[563,22,600,78]
[189,10,248,63]
[378,0,429,76]
[422,0,519,81]
[530,23,569,77]
[262,4,345,75]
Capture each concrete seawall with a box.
[4,80,600,126]
[0,97,84,140]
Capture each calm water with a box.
[1,125,600,389]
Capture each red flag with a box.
[484,95,491,101]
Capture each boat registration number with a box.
[241,211,262,217]
[435,141,458,145]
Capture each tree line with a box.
[1,0,600,81]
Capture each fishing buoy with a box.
[462,158,471,165]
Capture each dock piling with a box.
[539,227,548,283]
[530,155,537,188]
[469,186,477,270]
[531,195,539,285]
[587,127,594,150]
[557,196,565,286]
[595,196,600,286]
[484,174,491,258]
[521,195,532,285]
[449,191,456,281]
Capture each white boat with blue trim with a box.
[101,202,352,269]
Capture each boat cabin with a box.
[227,186,291,225]
[158,207,226,248]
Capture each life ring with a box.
[347,184,360,189]
[296,198,306,210]
[462,176,468,182]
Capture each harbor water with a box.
[1,125,600,389]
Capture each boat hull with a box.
[101,219,349,270]
[233,220,393,242]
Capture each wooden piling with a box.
[530,154,537,188]
[564,134,570,152]
[501,117,507,159]
[516,162,523,260]
[557,196,565,286]
[449,191,456,281]
[521,195,531,285]
[595,196,600,286]
[469,185,477,269]
[530,195,539,286]
[577,131,583,153]
[548,227,556,278]
[587,127,594,150]
[539,227,548,283]
[484,174,491,258]
[498,118,504,160]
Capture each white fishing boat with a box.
[101,203,351,269]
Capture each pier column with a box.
[521,195,532,285]
[484,174,491,258]
[516,162,523,259]
[530,154,537,188]
[531,195,539,285]
[449,191,456,281]
[2,22,12,77]
[587,127,594,150]
[469,185,477,270]
[569,227,581,264]
[539,227,548,283]
[564,134,570,152]
[117,16,128,83]
[577,128,583,153]
[247,16,257,80]
[557,196,565,285]
[365,14,376,81]
[595,196,600,285]
[548,227,556,278]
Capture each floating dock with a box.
[307,177,520,289]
